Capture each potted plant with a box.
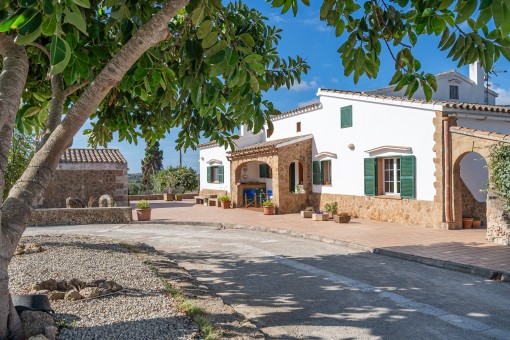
[312,210,329,221]
[175,193,183,201]
[334,212,351,223]
[301,206,314,218]
[164,189,175,201]
[218,195,232,209]
[324,202,338,219]
[462,217,473,228]
[262,200,276,215]
[136,200,151,221]
[472,217,481,228]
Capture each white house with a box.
[198,63,510,243]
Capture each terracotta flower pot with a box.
[221,201,231,209]
[472,219,481,228]
[263,206,275,215]
[136,208,151,221]
[312,213,329,221]
[164,193,175,201]
[462,217,473,228]
[175,194,182,201]
[334,213,351,223]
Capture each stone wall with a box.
[314,193,443,228]
[199,189,228,197]
[459,177,487,226]
[129,194,164,201]
[486,193,510,245]
[30,207,132,226]
[41,163,128,208]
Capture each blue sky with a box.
[72,1,510,173]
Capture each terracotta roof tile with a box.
[60,149,127,164]
[450,126,510,142]
[229,135,312,155]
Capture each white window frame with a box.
[210,166,219,183]
[383,158,400,195]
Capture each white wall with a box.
[459,152,488,202]
[199,145,231,193]
[270,94,438,201]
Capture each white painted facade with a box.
[367,63,498,105]
[198,63,508,211]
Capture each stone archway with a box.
[450,127,510,244]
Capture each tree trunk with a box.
[0,0,188,336]
[0,33,28,339]
[37,74,65,151]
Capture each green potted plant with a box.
[301,206,314,218]
[218,195,232,209]
[136,200,151,221]
[334,212,351,223]
[472,217,481,228]
[262,200,276,215]
[324,202,338,219]
[175,193,183,201]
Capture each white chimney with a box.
[469,61,485,86]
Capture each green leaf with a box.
[41,14,56,35]
[456,0,477,23]
[197,20,212,39]
[201,31,217,49]
[249,74,260,92]
[191,6,205,26]
[23,106,40,117]
[15,25,41,44]
[239,33,255,47]
[72,0,91,8]
[43,0,54,14]
[389,70,402,85]
[244,53,263,64]
[0,13,19,32]
[50,35,72,75]
[205,50,225,65]
[11,8,37,29]
[64,11,88,36]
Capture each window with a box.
[296,122,301,132]
[364,156,415,198]
[312,160,332,185]
[383,158,400,195]
[449,85,459,99]
[207,165,224,183]
[259,164,272,178]
[340,105,352,128]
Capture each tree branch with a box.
[63,81,89,97]
[28,42,50,59]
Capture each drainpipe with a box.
[443,116,453,225]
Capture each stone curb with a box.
[141,220,508,280]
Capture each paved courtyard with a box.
[130,199,510,275]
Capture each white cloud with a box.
[289,80,318,92]
[268,13,286,23]
[331,78,339,83]
[302,18,331,32]
[493,86,510,105]
[298,98,319,107]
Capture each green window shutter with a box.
[207,167,212,183]
[259,164,268,178]
[400,156,415,199]
[218,165,224,184]
[312,161,322,185]
[364,158,377,196]
[341,105,352,128]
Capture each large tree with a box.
[141,141,164,192]
[0,0,508,337]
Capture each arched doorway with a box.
[233,161,273,207]
[453,152,488,228]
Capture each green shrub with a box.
[136,200,150,209]
[324,202,338,213]
[262,200,275,207]
[488,143,510,210]
[218,195,231,202]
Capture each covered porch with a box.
[228,135,313,213]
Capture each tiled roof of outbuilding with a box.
[60,149,127,164]
[229,135,313,156]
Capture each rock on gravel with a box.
[10,235,198,340]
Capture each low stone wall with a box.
[313,193,443,228]
[129,195,163,201]
[200,189,228,197]
[278,193,309,214]
[30,207,132,226]
[486,193,510,245]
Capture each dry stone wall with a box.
[486,192,510,245]
[30,207,132,226]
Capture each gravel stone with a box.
[10,235,198,339]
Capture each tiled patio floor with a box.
[132,199,510,274]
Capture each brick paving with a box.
[132,199,510,274]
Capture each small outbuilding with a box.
[40,148,128,208]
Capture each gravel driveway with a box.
[9,234,198,339]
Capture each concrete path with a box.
[25,223,510,339]
[131,200,510,276]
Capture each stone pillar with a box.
[486,191,510,246]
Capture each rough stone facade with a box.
[30,207,132,226]
[199,189,228,197]
[229,139,312,213]
[41,149,128,208]
[486,192,510,245]
[459,177,487,226]
[42,164,128,208]
[314,193,443,228]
